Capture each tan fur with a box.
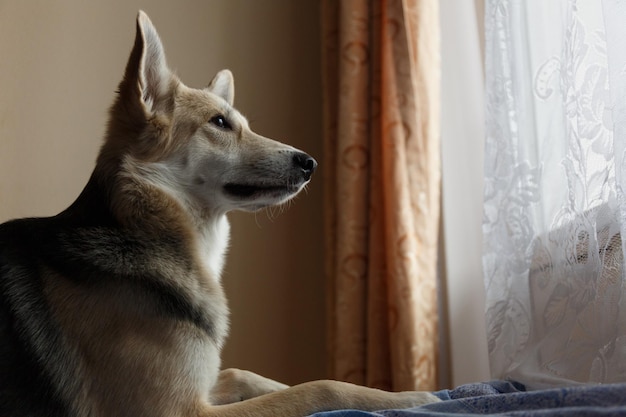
[45,269,223,417]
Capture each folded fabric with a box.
[308,380,626,417]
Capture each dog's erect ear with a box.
[206,70,235,106]
[120,11,172,115]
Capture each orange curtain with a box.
[322,0,440,391]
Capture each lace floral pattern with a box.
[484,0,626,388]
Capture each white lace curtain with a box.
[483,0,626,388]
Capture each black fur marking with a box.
[37,222,216,340]
[136,278,215,337]
[0,222,71,417]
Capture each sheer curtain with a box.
[484,0,626,388]
[321,0,440,391]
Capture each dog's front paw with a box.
[210,368,289,405]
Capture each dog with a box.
[0,11,440,417]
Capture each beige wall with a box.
[0,1,325,385]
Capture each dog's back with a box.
[0,182,137,416]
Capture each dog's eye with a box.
[210,115,232,130]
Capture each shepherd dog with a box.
[0,11,440,417]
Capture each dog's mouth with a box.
[223,183,301,199]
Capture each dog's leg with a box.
[200,379,440,417]
[210,368,289,405]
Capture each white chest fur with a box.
[198,215,230,282]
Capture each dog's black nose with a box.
[293,152,318,181]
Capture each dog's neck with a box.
[117,158,233,281]
[64,166,232,283]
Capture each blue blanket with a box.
[309,381,626,416]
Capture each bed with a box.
[308,380,626,416]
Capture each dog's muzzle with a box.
[293,152,317,181]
